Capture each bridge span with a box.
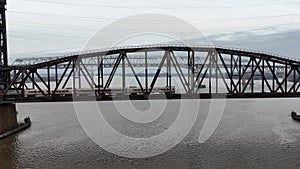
[1,45,300,103]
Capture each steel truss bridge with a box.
[1,44,300,103]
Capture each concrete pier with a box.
[0,103,18,134]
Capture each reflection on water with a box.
[0,99,300,168]
[0,136,18,169]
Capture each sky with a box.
[5,0,300,60]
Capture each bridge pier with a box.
[0,103,18,134]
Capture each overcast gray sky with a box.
[5,0,300,59]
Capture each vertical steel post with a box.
[78,63,82,89]
[262,59,265,93]
[166,51,169,87]
[216,52,218,94]
[97,56,100,90]
[230,54,233,93]
[192,50,195,94]
[167,51,171,93]
[122,53,126,94]
[292,67,296,92]
[239,55,242,94]
[101,56,104,88]
[209,53,212,94]
[252,58,254,93]
[285,62,288,93]
[47,66,50,98]
[55,64,58,86]
[21,70,24,99]
[294,67,296,92]
[273,61,275,92]
[145,51,148,93]
[73,61,76,95]
[32,71,35,89]
[188,51,191,93]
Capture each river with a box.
[1,98,300,169]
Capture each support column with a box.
[0,103,18,134]
[0,2,19,135]
[0,1,9,92]
[0,0,7,66]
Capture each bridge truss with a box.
[1,45,300,103]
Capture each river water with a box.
[1,98,300,169]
